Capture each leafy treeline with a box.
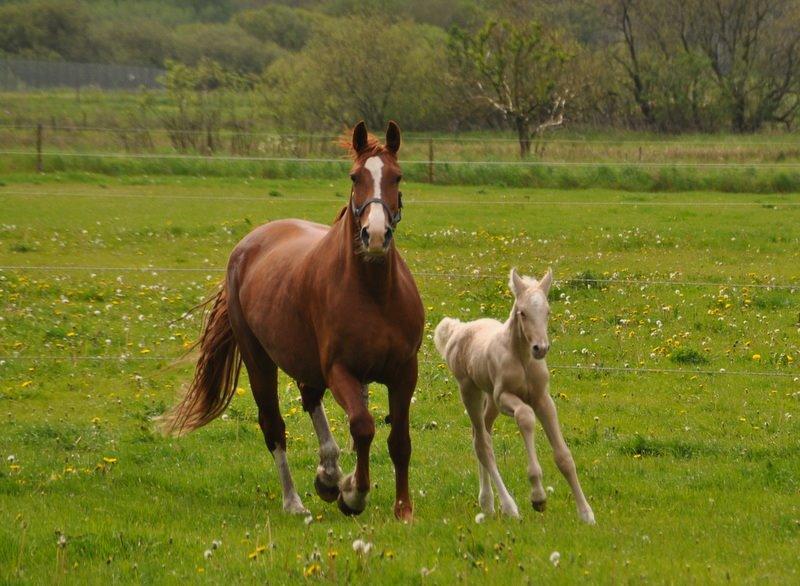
[1,0,799,141]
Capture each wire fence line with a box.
[5,149,800,169]
[2,123,800,147]
[0,353,796,379]
[3,189,799,207]
[1,264,798,290]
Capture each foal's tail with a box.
[158,285,242,436]
[434,317,459,357]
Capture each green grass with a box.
[0,174,799,583]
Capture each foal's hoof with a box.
[314,475,340,503]
[337,493,365,516]
[532,499,547,512]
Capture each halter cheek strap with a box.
[350,191,403,228]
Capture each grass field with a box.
[1,173,799,583]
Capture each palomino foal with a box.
[434,268,595,523]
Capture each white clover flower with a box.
[203,549,213,560]
[304,515,314,526]
[474,512,485,524]
[211,540,221,550]
[549,551,560,566]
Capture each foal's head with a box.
[347,121,403,257]
[509,268,553,359]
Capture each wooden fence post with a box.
[428,138,434,183]
[36,123,43,173]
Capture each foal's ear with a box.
[352,120,369,154]
[386,120,401,154]
[509,268,526,298]
[539,267,553,295]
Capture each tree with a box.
[263,18,450,130]
[449,19,571,158]
[605,0,800,132]
[173,22,284,75]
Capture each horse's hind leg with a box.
[301,384,342,503]
[231,319,307,515]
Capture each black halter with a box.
[350,190,403,228]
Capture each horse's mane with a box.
[338,132,388,161]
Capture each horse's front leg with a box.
[532,390,596,524]
[327,365,374,516]
[301,384,343,503]
[387,359,417,522]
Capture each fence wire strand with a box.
[4,149,800,169]
[0,353,796,379]
[1,264,797,290]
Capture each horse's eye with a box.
[519,310,526,319]
[396,176,403,184]
[350,173,357,182]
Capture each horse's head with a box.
[509,267,553,359]
[348,121,403,257]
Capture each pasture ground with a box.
[0,173,798,583]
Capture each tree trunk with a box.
[515,117,532,159]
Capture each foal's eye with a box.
[350,173,357,182]
[395,176,403,184]
[518,310,527,319]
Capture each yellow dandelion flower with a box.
[236,387,246,397]
[20,381,32,388]
[303,563,322,578]
[752,354,761,361]
[102,457,118,464]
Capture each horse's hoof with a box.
[337,493,365,516]
[315,475,340,503]
[394,501,413,523]
[532,499,547,512]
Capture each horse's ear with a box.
[386,120,401,154]
[509,268,525,298]
[539,267,553,295]
[352,120,369,154]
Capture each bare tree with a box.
[449,20,571,158]
[605,0,800,132]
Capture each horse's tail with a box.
[158,285,242,436]
[434,317,459,357]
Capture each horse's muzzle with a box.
[360,226,393,254]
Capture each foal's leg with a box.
[327,364,374,516]
[532,392,595,524]
[477,396,498,514]
[496,392,548,512]
[387,359,418,522]
[301,384,342,503]
[460,382,519,518]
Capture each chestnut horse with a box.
[162,121,424,521]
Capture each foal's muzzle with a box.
[532,344,549,360]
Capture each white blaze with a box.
[363,156,387,246]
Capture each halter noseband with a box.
[350,190,403,228]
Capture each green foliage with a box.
[172,22,284,75]
[0,0,97,61]
[156,59,263,154]
[235,5,319,51]
[449,19,571,157]
[263,18,451,130]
